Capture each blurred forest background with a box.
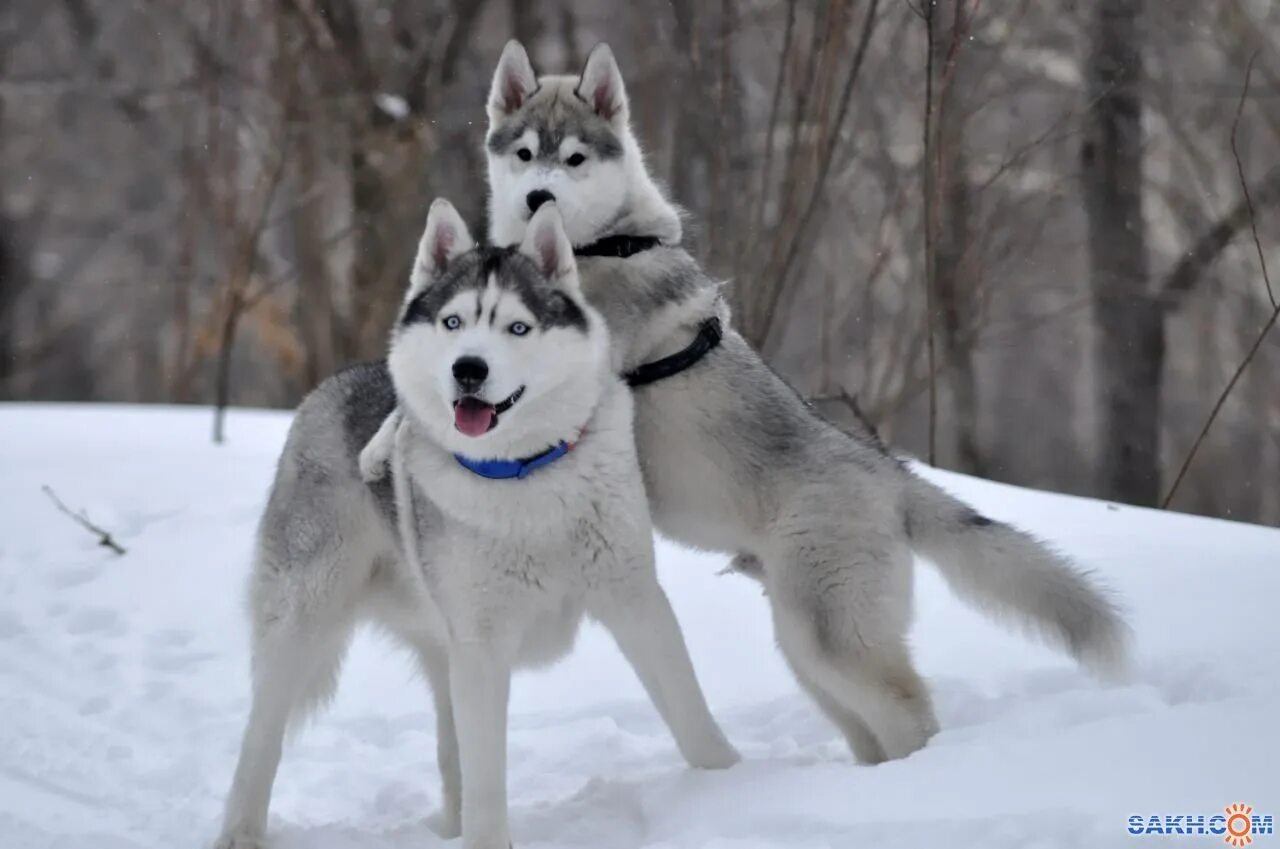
[0,0,1277,524]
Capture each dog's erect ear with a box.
[576,43,628,123]
[519,203,578,288]
[410,199,475,294]
[488,40,537,121]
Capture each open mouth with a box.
[452,386,525,437]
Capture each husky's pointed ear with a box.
[488,40,537,121]
[576,43,628,123]
[519,203,577,287]
[410,199,475,294]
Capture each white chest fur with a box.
[390,380,652,655]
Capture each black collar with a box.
[570,232,721,387]
[574,234,662,259]
[624,317,723,388]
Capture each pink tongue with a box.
[454,399,496,437]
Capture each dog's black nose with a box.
[452,356,489,392]
[526,189,555,213]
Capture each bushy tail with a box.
[904,475,1132,680]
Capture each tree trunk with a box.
[937,159,983,473]
[1081,0,1162,505]
[292,129,339,388]
[0,218,24,400]
[928,0,982,474]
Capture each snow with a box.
[376,94,410,121]
[1,403,1277,849]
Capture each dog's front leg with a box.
[592,573,740,770]
[449,638,513,849]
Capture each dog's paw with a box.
[425,809,462,840]
[685,737,741,770]
[358,445,389,483]
[212,832,266,849]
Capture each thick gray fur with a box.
[478,40,1134,768]
[214,207,736,849]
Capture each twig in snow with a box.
[42,485,126,555]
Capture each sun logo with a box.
[1225,803,1255,847]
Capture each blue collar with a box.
[454,440,575,480]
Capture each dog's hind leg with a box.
[792,673,886,764]
[591,575,740,770]
[768,543,938,763]
[215,567,358,849]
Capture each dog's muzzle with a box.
[451,386,525,437]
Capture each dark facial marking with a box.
[402,252,486,327]
[487,122,527,155]
[489,250,589,333]
[486,86,623,161]
[404,247,588,335]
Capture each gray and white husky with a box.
[370,40,1133,766]
[215,201,736,849]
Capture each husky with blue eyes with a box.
[214,200,736,849]
[387,200,736,849]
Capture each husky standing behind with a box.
[473,41,1133,763]
[215,201,736,849]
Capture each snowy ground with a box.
[1,403,1277,849]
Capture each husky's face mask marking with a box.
[389,199,606,456]
[486,41,634,248]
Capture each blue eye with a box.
[509,321,531,336]
[443,315,462,331]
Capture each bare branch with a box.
[1163,53,1279,509]
[1231,51,1276,310]
[1160,165,1280,312]
[749,0,796,243]
[760,0,883,345]
[42,485,126,555]
[212,141,293,444]
[1162,304,1279,509]
[438,0,490,89]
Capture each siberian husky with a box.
[462,41,1133,763]
[214,201,736,849]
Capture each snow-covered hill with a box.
[1,404,1276,849]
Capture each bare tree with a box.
[923,0,983,471]
[1164,54,1280,509]
[1082,0,1162,506]
[2,0,1278,524]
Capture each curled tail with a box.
[904,475,1132,679]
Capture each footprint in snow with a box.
[65,607,127,637]
[146,628,216,672]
